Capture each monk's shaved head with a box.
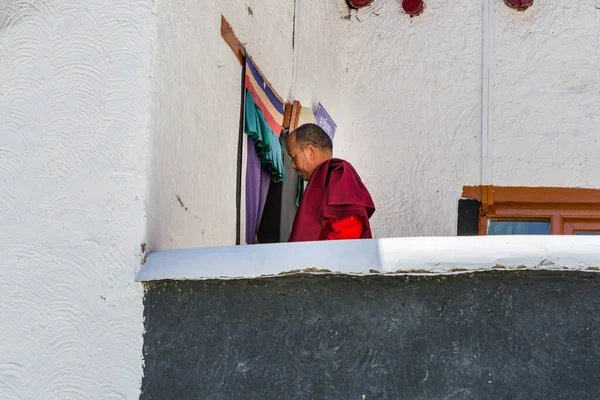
[286,123,333,181]
[290,123,333,153]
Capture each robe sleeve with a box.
[326,215,364,240]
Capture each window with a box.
[488,220,550,235]
[460,186,600,235]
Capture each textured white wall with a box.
[0,0,153,398]
[291,0,345,117]
[333,0,600,238]
[335,0,483,237]
[493,0,600,187]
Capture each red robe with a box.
[288,158,375,242]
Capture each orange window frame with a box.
[462,186,600,235]
[563,219,600,235]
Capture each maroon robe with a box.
[289,158,375,242]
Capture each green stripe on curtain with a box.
[244,90,286,183]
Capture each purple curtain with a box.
[245,136,271,244]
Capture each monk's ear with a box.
[306,145,317,159]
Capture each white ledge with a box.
[136,236,600,282]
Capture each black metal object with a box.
[235,51,247,245]
[457,198,480,235]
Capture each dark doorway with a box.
[256,181,282,243]
[256,153,299,243]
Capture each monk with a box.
[286,123,375,242]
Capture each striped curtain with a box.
[243,55,286,244]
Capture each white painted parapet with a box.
[136,236,600,281]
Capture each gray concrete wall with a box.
[141,271,600,399]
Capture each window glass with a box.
[488,220,551,235]
[574,231,600,236]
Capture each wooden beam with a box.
[281,103,293,137]
[221,15,244,65]
[289,101,302,131]
[462,186,600,205]
[221,15,286,107]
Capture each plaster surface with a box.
[290,0,345,117]
[335,0,483,238]
[0,0,153,398]
[494,0,600,187]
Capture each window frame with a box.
[461,186,600,235]
[563,218,600,235]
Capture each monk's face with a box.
[287,134,319,181]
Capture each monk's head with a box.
[286,123,333,181]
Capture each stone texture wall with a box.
[141,270,600,399]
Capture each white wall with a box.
[335,0,483,237]
[291,0,345,117]
[493,0,600,188]
[334,0,600,238]
[0,0,153,398]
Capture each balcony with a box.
[137,236,600,399]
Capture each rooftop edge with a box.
[136,236,600,282]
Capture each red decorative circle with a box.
[402,0,424,16]
[348,0,373,8]
[504,0,533,11]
